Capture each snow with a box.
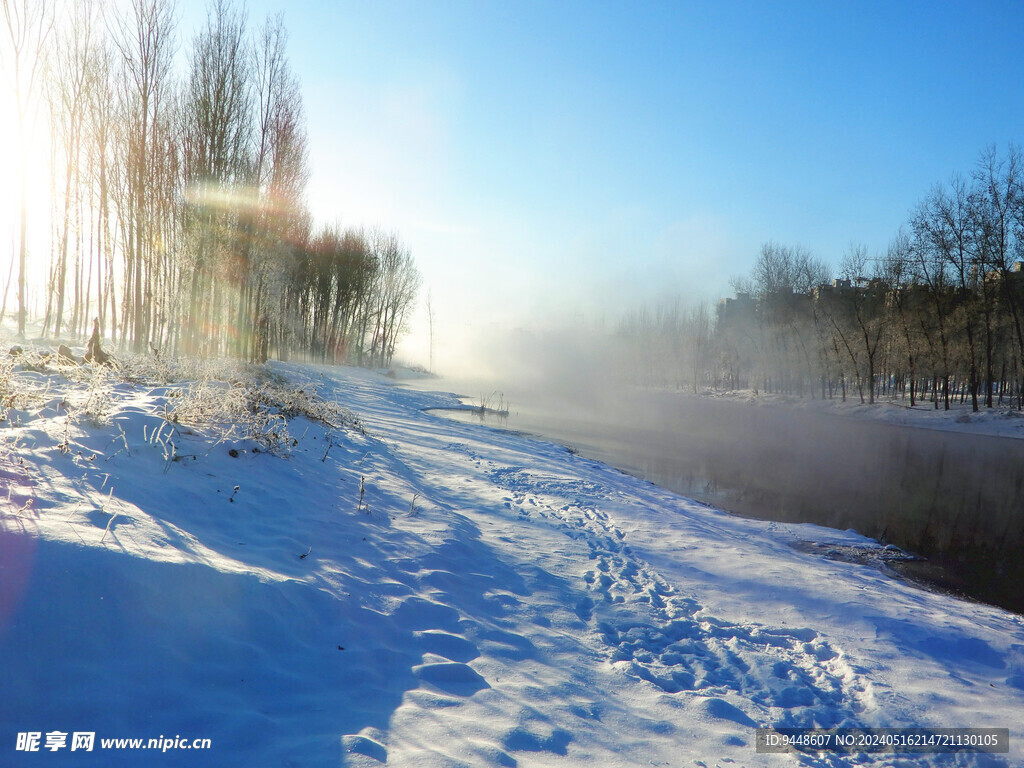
[698,387,1024,441]
[1,357,1023,767]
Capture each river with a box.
[405,376,1024,615]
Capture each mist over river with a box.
[407,376,1024,615]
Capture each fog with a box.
[430,320,634,415]
[407,323,1024,616]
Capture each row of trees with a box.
[286,226,421,368]
[622,146,1024,410]
[1,0,420,366]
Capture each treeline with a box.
[621,146,1024,410]
[0,0,419,366]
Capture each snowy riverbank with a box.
[2,357,1023,766]
[693,386,1024,441]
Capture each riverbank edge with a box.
[660,386,1024,441]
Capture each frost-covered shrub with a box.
[0,345,359,455]
[0,355,13,420]
[79,367,114,426]
[0,349,64,418]
[165,365,358,454]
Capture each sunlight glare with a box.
[0,81,55,307]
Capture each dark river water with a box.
[408,377,1024,615]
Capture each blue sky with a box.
[226,0,1024,367]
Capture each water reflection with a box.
[423,384,1024,615]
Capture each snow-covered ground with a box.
[698,387,1024,441]
[1,354,1023,767]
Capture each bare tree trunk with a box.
[2,0,53,338]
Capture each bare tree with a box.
[840,244,888,404]
[426,289,435,372]
[913,179,983,410]
[44,0,100,339]
[973,145,1024,406]
[86,35,117,341]
[110,0,176,353]
[366,230,420,368]
[749,243,828,396]
[880,230,922,405]
[179,0,252,357]
[245,10,308,362]
[1,0,53,337]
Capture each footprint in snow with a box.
[575,542,869,729]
